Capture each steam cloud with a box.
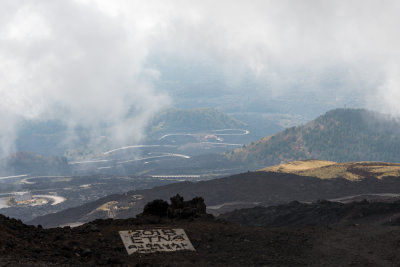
[0,0,399,156]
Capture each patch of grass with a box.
[260,160,336,172]
[260,160,400,181]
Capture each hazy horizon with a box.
[1,0,400,156]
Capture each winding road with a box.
[159,128,250,141]
[117,153,191,164]
[211,129,250,135]
[328,193,400,202]
[0,174,28,181]
[70,128,249,168]
[20,176,72,185]
[103,145,176,155]
[70,159,110,165]
[200,142,243,147]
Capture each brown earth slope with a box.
[260,160,400,180]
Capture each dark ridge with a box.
[28,171,400,228]
[220,199,400,227]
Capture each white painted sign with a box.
[119,228,196,254]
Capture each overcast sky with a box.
[0,0,399,154]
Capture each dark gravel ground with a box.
[220,199,400,227]
[2,213,400,266]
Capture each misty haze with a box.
[2,1,400,266]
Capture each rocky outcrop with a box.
[141,194,207,219]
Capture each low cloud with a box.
[0,0,399,156]
[0,0,170,156]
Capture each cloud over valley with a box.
[0,0,399,156]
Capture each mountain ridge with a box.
[227,108,400,168]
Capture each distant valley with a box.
[4,107,400,226]
[10,108,400,177]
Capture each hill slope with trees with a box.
[228,109,400,168]
[146,107,246,139]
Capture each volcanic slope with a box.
[227,108,400,168]
[220,199,400,227]
[4,198,400,266]
[29,161,400,228]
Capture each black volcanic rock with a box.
[4,201,400,265]
[167,194,207,219]
[140,195,207,219]
[142,199,169,217]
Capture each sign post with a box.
[119,228,196,254]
